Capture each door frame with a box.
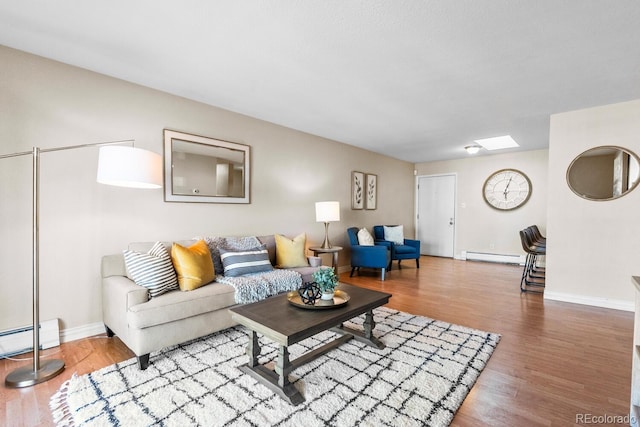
[414,173,457,257]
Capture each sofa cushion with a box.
[383,225,405,245]
[127,283,236,329]
[275,233,308,268]
[171,240,215,291]
[123,241,179,298]
[219,245,273,277]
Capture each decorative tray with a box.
[287,289,350,310]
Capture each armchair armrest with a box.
[403,238,420,251]
[350,244,389,268]
[351,244,388,257]
[374,239,393,249]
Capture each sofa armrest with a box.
[102,273,148,341]
[102,253,127,278]
[103,275,149,311]
[102,252,148,308]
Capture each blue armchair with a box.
[373,225,420,270]
[346,227,391,280]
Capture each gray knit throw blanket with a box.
[216,269,302,304]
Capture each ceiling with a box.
[1,1,639,163]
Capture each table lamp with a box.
[315,201,340,249]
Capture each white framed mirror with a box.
[566,145,640,201]
[163,129,250,203]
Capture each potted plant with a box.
[313,267,338,300]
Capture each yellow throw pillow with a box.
[275,233,308,268]
[171,240,215,291]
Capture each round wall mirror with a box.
[567,146,640,201]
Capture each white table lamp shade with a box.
[97,146,162,189]
[316,201,340,222]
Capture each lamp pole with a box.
[5,147,65,387]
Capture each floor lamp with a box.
[1,140,162,388]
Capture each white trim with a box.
[461,251,525,265]
[544,291,634,312]
[60,322,106,343]
[336,265,352,275]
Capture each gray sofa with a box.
[101,235,318,369]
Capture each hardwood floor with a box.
[1,256,634,426]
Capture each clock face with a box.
[483,169,532,210]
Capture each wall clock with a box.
[482,168,532,210]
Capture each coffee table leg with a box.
[247,330,260,367]
[331,309,385,349]
[275,346,292,389]
[275,346,304,405]
[363,310,376,340]
[240,339,305,406]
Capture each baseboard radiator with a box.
[0,319,60,358]
[462,251,525,265]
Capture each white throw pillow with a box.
[383,225,404,245]
[357,228,375,246]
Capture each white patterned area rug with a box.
[50,307,500,427]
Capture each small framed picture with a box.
[365,173,377,210]
[351,171,364,209]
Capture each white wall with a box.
[415,149,548,258]
[546,99,640,311]
[0,46,415,333]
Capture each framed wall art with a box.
[365,173,377,210]
[163,129,250,203]
[351,171,364,209]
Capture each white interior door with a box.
[416,174,456,257]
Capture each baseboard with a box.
[544,291,634,312]
[60,322,106,343]
[461,251,525,265]
[0,319,60,358]
[0,319,105,357]
[337,265,351,275]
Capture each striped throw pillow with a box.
[219,245,274,277]
[123,241,179,298]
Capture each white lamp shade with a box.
[97,146,162,189]
[315,201,340,222]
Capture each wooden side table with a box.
[309,246,343,273]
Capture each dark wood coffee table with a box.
[229,283,391,405]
